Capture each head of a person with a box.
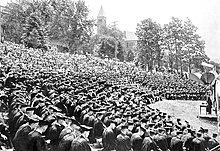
[182,126,188,135]
[176,131,183,138]
[197,132,202,138]
[121,124,128,135]
[109,120,117,129]
[213,133,218,138]
[203,129,208,135]
[158,128,165,135]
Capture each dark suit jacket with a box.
[153,134,168,151]
[170,137,183,151]
[142,136,161,151]
[208,138,219,149]
[192,137,206,151]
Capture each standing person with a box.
[206,90,212,114]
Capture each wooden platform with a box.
[198,103,217,120]
[198,114,217,120]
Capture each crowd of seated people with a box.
[0,42,217,151]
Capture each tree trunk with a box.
[175,48,178,73]
[188,49,191,73]
[157,51,161,68]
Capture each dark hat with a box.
[198,127,204,133]
[158,128,165,133]
[181,126,187,131]
[109,119,118,124]
[187,128,192,133]
[132,117,139,123]
[157,122,163,127]
[191,129,196,133]
[175,125,181,130]
[197,131,202,137]
[176,130,183,135]
[149,129,156,135]
[148,123,155,128]
[204,129,208,133]
[164,127,171,131]
[177,118,181,121]
[141,118,148,123]
[213,133,218,137]
[121,123,128,129]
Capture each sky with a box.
[1,0,220,62]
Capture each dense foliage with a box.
[2,0,94,51]
[91,25,125,61]
[136,17,209,72]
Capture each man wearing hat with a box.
[164,127,172,150]
[208,133,219,150]
[153,128,168,151]
[206,90,212,114]
[181,128,194,151]
[192,131,206,151]
[115,123,131,151]
[170,130,183,151]
[202,129,211,150]
[142,130,161,151]
[130,125,145,151]
[102,119,117,151]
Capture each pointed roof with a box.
[97,5,105,17]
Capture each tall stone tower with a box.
[97,5,106,34]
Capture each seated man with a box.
[102,119,117,151]
[115,123,131,151]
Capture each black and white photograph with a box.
[0,0,220,151]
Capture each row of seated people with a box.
[165,92,206,100]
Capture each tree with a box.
[136,18,164,71]
[2,1,27,43]
[21,12,46,49]
[125,49,135,62]
[163,17,186,72]
[48,0,94,52]
[163,17,208,73]
[2,0,52,48]
[182,18,209,72]
[91,25,125,61]
[2,0,94,51]
[116,41,124,61]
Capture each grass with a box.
[149,100,218,136]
